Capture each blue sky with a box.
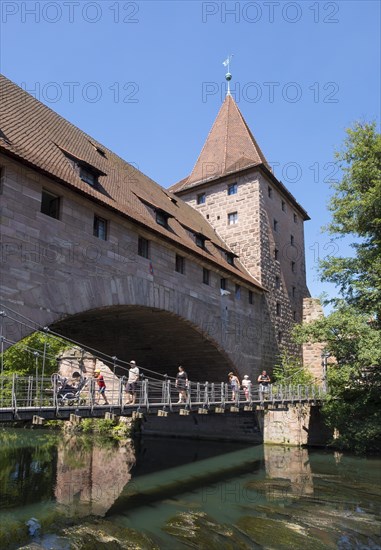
[1,0,380,308]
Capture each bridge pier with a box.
[262,404,332,447]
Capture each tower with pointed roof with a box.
[169,93,311,366]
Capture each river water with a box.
[0,428,380,549]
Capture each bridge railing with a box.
[0,375,326,416]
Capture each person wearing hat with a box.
[242,375,252,401]
[94,369,108,405]
[125,360,139,405]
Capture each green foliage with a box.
[321,121,381,317]
[295,122,381,453]
[273,351,314,385]
[1,331,70,376]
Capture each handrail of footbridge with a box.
[0,374,326,422]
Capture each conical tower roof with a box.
[170,94,269,193]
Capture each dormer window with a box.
[156,210,169,228]
[80,166,98,186]
[62,150,105,188]
[195,234,206,249]
[226,252,235,266]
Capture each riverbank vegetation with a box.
[295,122,381,454]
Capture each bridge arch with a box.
[50,305,236,381]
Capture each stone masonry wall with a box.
[0,154,264,379]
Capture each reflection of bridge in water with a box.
[0,373,325,423]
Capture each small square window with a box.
[220,278,227,291]
[235,284,241,299]
[228,183,237,195]
[197,193,206,205]
[228,211,238,225]
[41,189,60,219]
[293,213,298,223]
[93,215,107,240]
[203,268,210,285]
[291,261,296,272]
[268,186,272,198]
[273,219,278,232]
[274,248,279,261]
[175,254,185,274]
[248,290,254,305]
[290,234,294,246]
[138,237,149,259]
[276,302,281,316]
[281,200,286,212]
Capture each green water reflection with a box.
[0,428,380,549]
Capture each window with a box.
[268,186,272,198]
[175,254,185,274]
[291,261,296,272]
[195,235,206,249]
[292,286,296,298]
[138,237,149,259]
[293,213,298,223]
[228,182,237,195]
[41,189,60,219]
[197,193,206,205]
[290,234,295,246]
[278,331,283,343]
[80,166,98,186]
[281,200,286,212]
[203,268,210,285]
[93,215,107,240]
[248,290,254,305]
[275,276,280,289]
[293,310,297,321]
[235,284,241,299]
[274,248,279,261]
[220,278,227,290]
[273,219,278,232]
[228,211,238,225]
[226,252,235,266]
[156,210,169,228]
[276,302,281,316]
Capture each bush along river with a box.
[0,427,380,549]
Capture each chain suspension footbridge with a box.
[0,306,326,423]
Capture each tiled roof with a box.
[169,94,310,221]
[0,74,263,289]
[170,94,269,193]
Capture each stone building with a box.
[0,74,318,381]
[170,93,311,366]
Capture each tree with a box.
[1,331,70,376]
[296,122,381,453]
[320,121,381,319]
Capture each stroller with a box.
[51,372,88,406]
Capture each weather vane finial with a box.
[222,55,233,96]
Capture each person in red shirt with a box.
[94,369,109,405]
